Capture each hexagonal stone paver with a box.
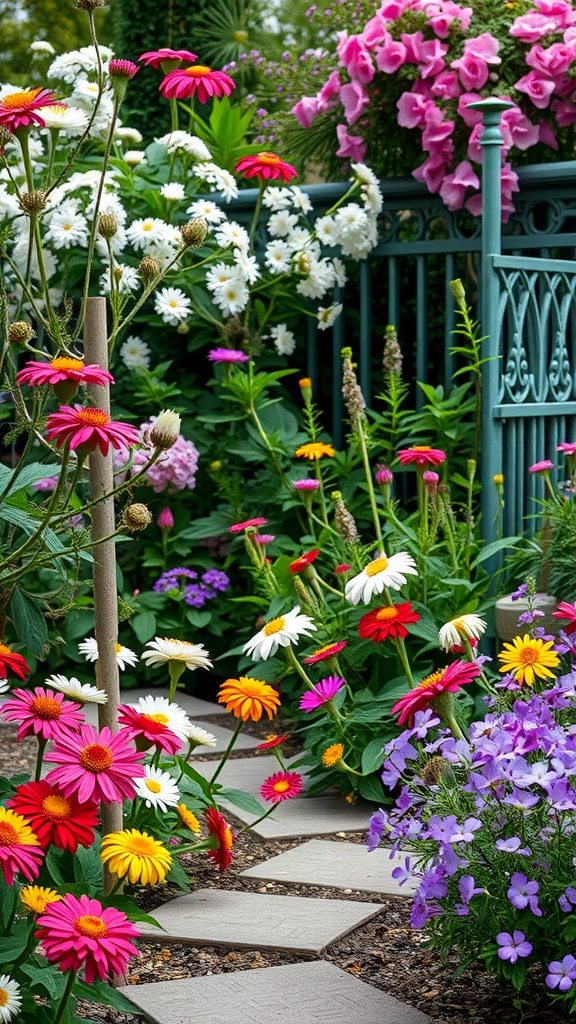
[136,887,384,955]
[189,757,371,839]
[240,838,417,896]
[119,960,434,1024]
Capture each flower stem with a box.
[52,969,76,1024]
[208,719,243,790]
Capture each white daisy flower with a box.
[262,187,293,211]
[211,275,250,316]
[99,263,140,296]
[296,258,335,300]
[78,638,139,671]
[95,223,128,258]
[134,765,180,812]
[188,724,218,748]
[205,262,238,292]
[193,162,238,201]
[286,227,315,253]
[141,637,212,672]
[120,335,151,370]
[317,303,343,330]
[71,78,103,105]
[243,605,317,662]
[267,210,298,238]
[44,673,108,704]
[345,552,418,605]
[156,131,211,160]
[438,614,487,652]
[186,199,226,223]
[332,257,347,287]
[264,239,291,274]
[44,202,89,249]
[290,187,313,214]
[160,181,185,201]
[124,150,146,166]
[126,695,191,741]
[333,203,369,239]
[215,221,250,251]
[268,324,296,356]
[41,104,88,135]
[154,286,191,325]
[0,974,21,1023]
[234,249,260,284]
[0,185,20,220]
[115,125,144,144]
[126,217,170,250]
[315,215,338,245]
[87,191,127,224]
[30,40,56,55]
[0,679,10,695]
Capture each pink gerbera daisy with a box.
[117,705,182,755]
[0,87,58,132]
[391,660,480,728]
[302,641,347,665]
[45,405,140,457]
[261,770,303,803]
[397,445,446,466]
[529,460,554,473]
[229,517,268,533]
[35,893,139,984]
[159,65,236,102]
[299,676,345,712]
[44,724,145,805]
[16,358,114,405]
[1,687,84,742]
[208,348,250,363]
[139,48,199,68]
[0,807,44,885]
[235,152,298,184]
[557,442,576,456]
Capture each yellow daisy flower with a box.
[498,634,559,686]
[100,828,172,885]
[177,804,201,834]
[20,885,62,914]
[294,441,335,460]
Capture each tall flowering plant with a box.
[284,0,576,217]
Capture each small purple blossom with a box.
[517,609,545,624]
[208,348,250,363]
[511,583,528,601]
[507,872,542,916]
[495,836,532,856]
[201,568,230,593]
[391,856,413,886]
[546,955,576,992]
[496,931,533,963]
[367,808,387,851]
[299,676,345,712]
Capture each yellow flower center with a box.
[42,794,71,819]
[322,743,344,767]
[30,696,62,719]
[79,743,113,772]
[129,834,160,856]
[50,357,84,372]
[519,646,538,665]
[255,152,281,165]
[76,408,110,427]
[0,643,14,657]
[263,616,286,636]
[418,668,444,689]
[146,712,169,725]
[114,642,123,653]
[2,87,44,108]
[413,446,432,452]
[364,557,389,578]
[273,780,290,793]
[145,780,162,794]
[0,822,18,846]
[0,989,8,1008]
[75,914,108,938]
[185,64,212,76]
[376,606,398,620]
[166,637,185,646]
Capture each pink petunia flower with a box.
[1,688,84,743]
[335,123,366,161]
[45,405,140,457]
[299,676,345,711]
[35,893,139,984]
[44,724,145,805]
[159,65,235,102]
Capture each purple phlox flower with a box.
[154,567,198,592]
[410,892,443,928]
[381,759,403,789]
[509,758,558,789]
[380,739,418,787]
[518,608,545,624]
[495,836,532,856]
[433,736,471,764]
[459,874,484,904]
[503,788,541,812]
[425,814,459,844]
[419,865,448,900]
[208,347,250,363]
[511,583,528,601]
[495,672,522,691]
[438,844,470,877]
[546,955,576,992]
[496,931,533,964]
[367,808,387,851]
[391,856,414,887]
[201,568,230,592]
[406,708,440,740]
[449,817,482,843]
[533,626,555,641]
[475,654,492,668]
[507,872,542,916]
[396,785,424,814]
[544,778,576,811]
[559,887,576,913]
[299,675,345,712]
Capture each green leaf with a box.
[185,609,211,628]
[174,758,212,797]
[73,978,141,1013]
[73,834,102,893]
[8,588,48,657]
[101,895,163,930]
[20,962,67,1000]
[130,610,157,644]
[471,536,521,568]
[0,462,61,497]
[218,788,265,815]
[357,775,385,803]
[166,856,190,890]
[0,924,29,962]
[361,738,387,776]
[45,845,67,885]
[0,872,18,932]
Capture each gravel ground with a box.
[0,723,573,1024]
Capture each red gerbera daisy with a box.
[257,734,287,750]
[2,687,85,742]
[139,48,199,68]
[8,780,99,853]
[159,65,236,102]
[0,87,58,132]
[302,640,347,665]
[235,152,298,184]
[397,445,446,467]
[0,806,44,885]
[117,705,182,755]
[45,405,140,457]
[358,603,420,642]
[44,723,145,805]
[391,660,481,728]
[205,807,234,872]
[260,771,302,803]
[289,549,319,574]
[35,893,139,984]
[0,642,29,680]
[553,601,576,635]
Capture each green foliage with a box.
[0,0,116,81]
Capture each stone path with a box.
[118,735,431,1024]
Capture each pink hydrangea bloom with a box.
[115,418,199,493]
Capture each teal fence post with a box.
[467,98,514,554]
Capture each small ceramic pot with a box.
[494,593,558,644]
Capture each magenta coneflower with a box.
[302,641,347,665]
[44,724,145,805]
[35,893,139,984]
[235,152,298,184]
[0,807,43,885]
[16,358,114,389]
[1,687,84,742]
[208,348,250,363]
[261,770,303,803]
[160,65,236,102]
[45,405,140,457]
[139,48,199,68]
[299,676,345,711]
[397,445,446,466]
[229,517,268,533]
[117,705,182,755]
[557,442,576,456]
[293,478,320,491]
[157,506,174,530]
[0,87,58,132]
[108,59,139,80]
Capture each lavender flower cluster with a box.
[154,567,229,608]
[368,682,576,1003]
